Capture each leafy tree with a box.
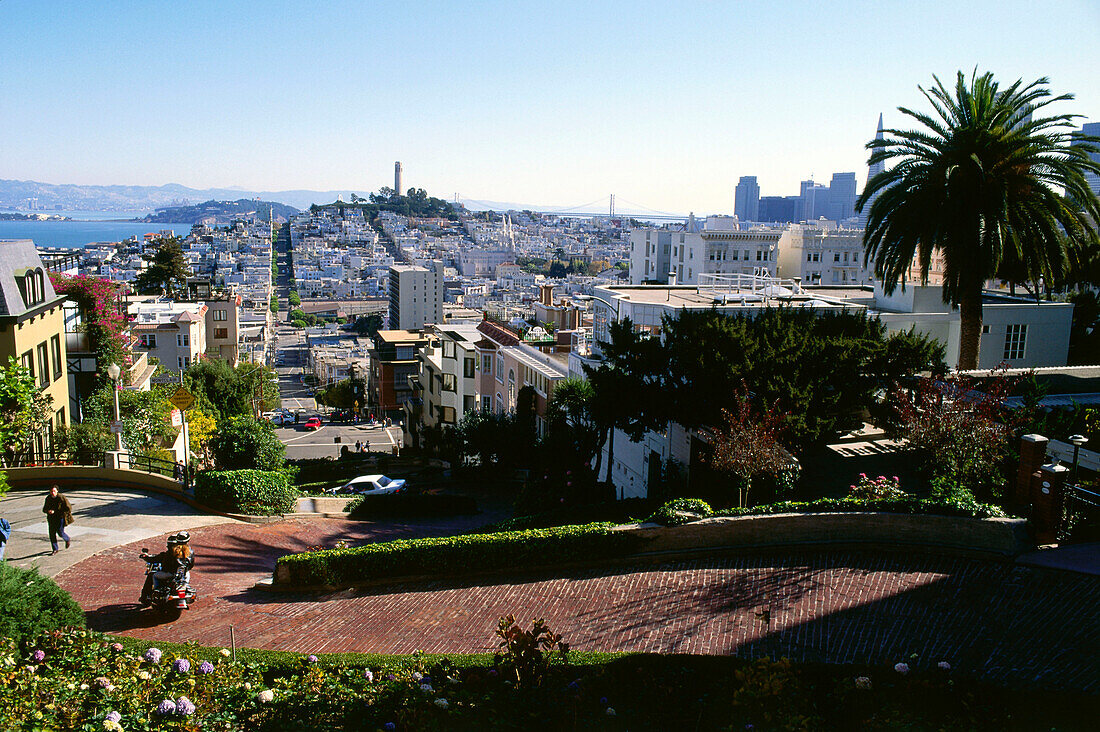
[0,357,53,464]
[209,416,285,471]
[134,236,191,297]
[707,388,798,508]
[81,383,176,455]
[316,376,366,410]
[858,70,1100,370]
[546,377,601,466]
[288,291,301,307]
[184,360,279,421]
[351,313,383,337]
[186,408,217,458]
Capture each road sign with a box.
[110,420,123,434]
[169,387,195,411]
[150,374,181,386]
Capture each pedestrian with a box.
[42,484,73,555]
[173,462,183,481]
[355,440,362,452]
[0,516,10,561]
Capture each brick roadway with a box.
[56,518,1100,694]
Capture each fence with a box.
[5,451,186,486]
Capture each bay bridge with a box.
[454,193,693,222]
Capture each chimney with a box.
[668,270,678,287]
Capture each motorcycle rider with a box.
[139,532,194,606]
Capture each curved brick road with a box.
[56,518,1100,693]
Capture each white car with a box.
[261,410,292,425]
[325,474,408,496]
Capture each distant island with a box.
[0,212,71,221]
[132,199,300,224]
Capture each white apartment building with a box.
[776,221,871,285]
[388,262,444,331]
[629,218,782,285]
[130,301,208,373]
[458,248,515,277]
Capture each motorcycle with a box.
[140,549,196,617]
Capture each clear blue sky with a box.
[1,0,1097,214]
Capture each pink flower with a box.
[894,662,909,675]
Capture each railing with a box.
[116,452,187,483]
[4,451,104,468]
[5,451,187,487]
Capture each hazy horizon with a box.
[2,1,1097,214]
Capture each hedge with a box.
[193,469,298,516]
[343,493,478,518]
[646,496,1007,526]
[0,562,85,645]
[276,523,644,586]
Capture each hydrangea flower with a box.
[156,699,177,716]
[383,723,396,731]
[137,670,152,681]
[606,707,617,717]
[434,698,449,709]
[111,643,124,653]
[176,696,196,716]
[94,676,112,689]
[854,676,872,690]
[105,711,121,724]
[172,658,191,674]
[937,661,951,671]
[219,648,232,657]
[198,661,215,674]
[144,648,163,664]
[385,673,396,681]
[307,655,319,664]
[256,689,275,703]
[420,683,434,693]
[894,663,909,675]
[363,668,374,683]
[31,650,45,663]
[412,671,423,681]
[421,675,432,685]
[104,721,123,732]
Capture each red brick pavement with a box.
[56,518,1100,693]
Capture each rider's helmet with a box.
[166,535,179,547]
[174,531,191,545]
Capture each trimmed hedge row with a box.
[194,469,298,516]
[343,493,478,518]
[646,496,1007,526]
[276,523,644,586]
[0,562,85,645]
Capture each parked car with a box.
[303,417,322,430]
[324,474,408,496]
[261,411,289,426]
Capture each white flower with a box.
[256,689,275,704]
[937,661,951,671]
[412,671,423,681]
[243,682,251,690]
[434,698,449,709]
[220,648,232,657]
[854,676,872,690]
[894,663,909,675]
[80,683,89,690]
[605,707,617,717]
[103,721,123,732]
[137,670,151,681]
[420,683,434,693]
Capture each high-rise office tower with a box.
[799,179,827,222]
[858,114,887,229]
[734,176,760,221]
[1079,122,1100,196]
[827,172,857,222]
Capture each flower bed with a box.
[0,627,1090,731]
[274,523,644,587]
[647,496,1007,526]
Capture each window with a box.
[141,334,157,348]
[464,395,475,413]
[508,369,515,402]
[442,340,456,359]
[21,350,32,375]
[443,373,456,391]
[37,342,49,387]
[1004,324,1027,360]
[464,357,475,378]
[50,335,62,380]
[481,354,492,374]
[56,407,65,428]
[482,395,492,411]
[496,355,504,383]
[213,309,228,322]
[441,406,456,424]
[396,345,415,360]
[214,328,228,340]
[834,252,841,262]
[177,333,189,347]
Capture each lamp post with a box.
[107,362,123,451]
[1069,434,1088,488]
[573,292,623,352]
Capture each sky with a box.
[1,0,1098,214]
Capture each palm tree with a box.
[857,70,1100,370]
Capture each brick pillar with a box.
[1030,462,1068,545]
[1016,435,1049,512]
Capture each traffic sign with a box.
[169,387,195,411]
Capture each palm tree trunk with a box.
[603,426,616,486]
[957,286,983,370]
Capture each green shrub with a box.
[194,469,298,515]
[646,498,713,526]
[343,493,478,518]
[0,563,85,645]
[482,498,658,533]
[276,523,644,586]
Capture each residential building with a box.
[388,262,444,330]
[203,294,241,365]
[734,176,760,222]
[129,300,208,373]
[776,221,870,285]
[629,219,782,286]
[369,329,430,418]
[404,323,482,447]
[0,240,70,457]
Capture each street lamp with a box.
[573,293,624,351]
[107,362,123,451]
[1069,434,1088,487]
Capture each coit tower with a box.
[394,162,403,195]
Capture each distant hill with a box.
[0,179,367,212]
[134,199,300,224]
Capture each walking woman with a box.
[42,484,73,555]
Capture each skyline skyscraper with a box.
[827,172,857,222]
[1079,122,1100,196]
[858,113,886,230]
[734,176,760,221]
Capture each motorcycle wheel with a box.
[161,604,182,621]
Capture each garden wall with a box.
[622,512,1030,557]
